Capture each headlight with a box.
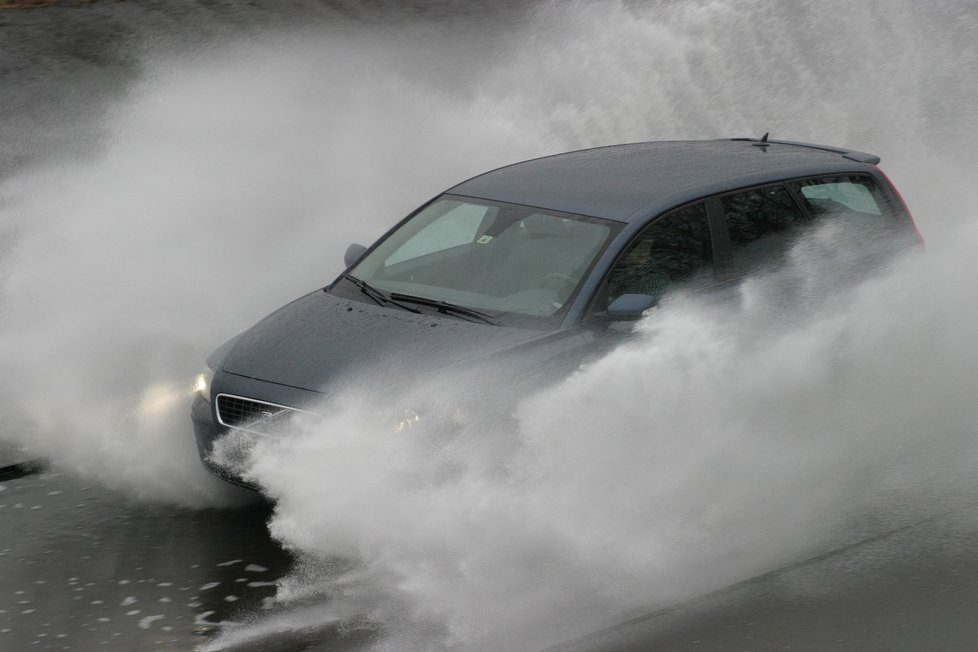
[394,408,421,433]
[192,369,212,402]
[392,406,466,434]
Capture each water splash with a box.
[228,218,977,651]
[0,0,975,644]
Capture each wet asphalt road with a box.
[0,465,291,651]
[553,505,978,652]
[3,462,978,652]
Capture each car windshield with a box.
[345,195,620,327]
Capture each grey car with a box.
[191,137,920,486]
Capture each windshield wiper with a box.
[341,274,421,313]
[389,292,500,325]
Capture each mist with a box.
[0,0,976,648]
[210,214,976,652]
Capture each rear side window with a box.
[721,175,913,278]
[790,176,883,218]
[721,185,809,275]
[789,174,917,249]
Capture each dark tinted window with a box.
[721,184,809,275]
[602,202,713,307]
[723,184,808,246]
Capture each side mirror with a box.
[344,243,367,268]
[606,293,657,319]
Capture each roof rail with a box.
[730,137,881,164]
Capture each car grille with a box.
[215,394,306,435]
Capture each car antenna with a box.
[753,132,771,150]
[760,132,769,142]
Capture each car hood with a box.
[218,290,557,394]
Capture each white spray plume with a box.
[0,0,974,646]
[233,218,977,651]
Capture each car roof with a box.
[447,138,882,223]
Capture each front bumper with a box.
[191,373,325,490]
[191,394,258,490]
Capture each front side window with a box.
[597,202,713,311]
[344,196,620,326]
